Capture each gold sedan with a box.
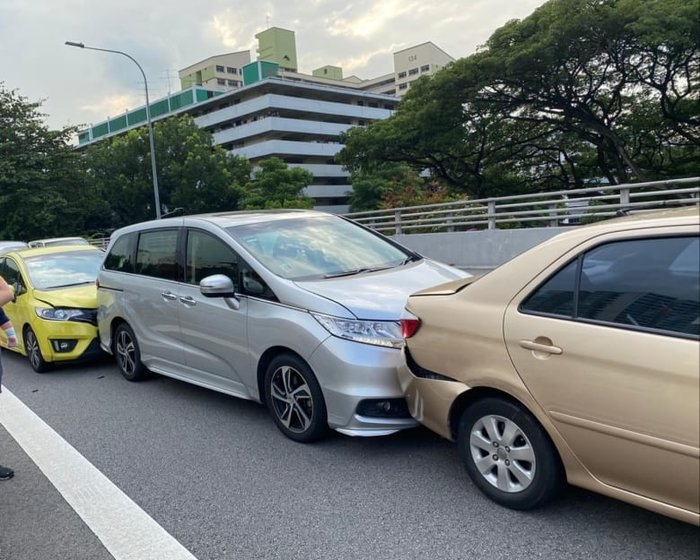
[398,207,699,525]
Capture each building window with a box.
[226,67,237,74]
[399,83,408,90]
[408,68,419,76]
[217,78,226,85]
[397,71,407,79]
[227,80,238,86]
[420,65,430,72]
[216,65,225,72]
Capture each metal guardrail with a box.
[344,177,700,234]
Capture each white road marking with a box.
[0,388,198,560]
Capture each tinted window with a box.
[135,230,179,280]
[104,232,136,273]
[522,236,700,337]
[520,260,577,317]
[185,230,239,285]
[577,237,699,336]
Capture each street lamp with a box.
[65,41,162,219]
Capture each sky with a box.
[1,0,547,131]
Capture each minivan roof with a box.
[114,209,335,234]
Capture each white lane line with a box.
[0,388,198,560]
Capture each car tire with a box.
[114,323,148,381]
[24,326,50,373]
[457,397,563,510]
[264,353,328,443]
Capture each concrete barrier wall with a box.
[395,227,570,274]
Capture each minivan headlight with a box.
[311,313,403,348]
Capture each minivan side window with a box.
[104,232,137,273]
[185,230,239,285]
[521,236,699,338]
[135,229,179,281]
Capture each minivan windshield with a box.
[226,216,416,280]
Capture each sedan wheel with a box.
[114,324,148,381]
[264,354,328,443]
[458,397,563,510]
[24,327,50,373]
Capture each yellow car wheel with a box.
[24,326,50,374]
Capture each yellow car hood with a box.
[32,284,98,308]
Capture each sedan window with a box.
[522,236,700,338]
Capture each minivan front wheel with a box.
[24,326,50,373]
[264,354,328,443]
[457,397,563,510]
[114,323,148,381]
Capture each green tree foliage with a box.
[347,163,455,211]
[239,157,314,209]
[339,0,699,206]
[84,114,250,227]
[0,84,110,239]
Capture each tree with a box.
[338,0,699,207]
[0,84,109,239]
[84,114,250,228]
[240,157,314,209]
[347,163,456,211]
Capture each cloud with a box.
[1,0,548,130]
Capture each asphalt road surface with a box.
[0,350,697,560]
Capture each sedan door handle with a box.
[519,339,562,355]
[161,291,177,301]
[179,296,197,307]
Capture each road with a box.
[0,351,697,560]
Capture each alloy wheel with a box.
[269,365,314,434]
[469,414,537,493]
[116,329,136,376]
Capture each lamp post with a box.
[65,41,162,219]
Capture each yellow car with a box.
[0,245,105,372]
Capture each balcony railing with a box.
[344,177,700,235]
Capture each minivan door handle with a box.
[161,291,177,301]
[519,339,562,355]
[179,296,197,307]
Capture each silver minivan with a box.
[97,210,468,442]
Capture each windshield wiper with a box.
[324,265,393,278]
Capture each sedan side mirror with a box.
[12,281,26,300]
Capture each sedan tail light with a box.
[400,314,421,339]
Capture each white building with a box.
[77,28,454,212]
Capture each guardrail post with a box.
[394,210,402,235]
[548,202,559,227]
[620,187,630,207]
[446,212,454,232]
[487,200,496,230]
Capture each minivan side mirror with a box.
[200,274,240,310]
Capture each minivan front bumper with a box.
[308,336,418,436]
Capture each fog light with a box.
[356,398,411,418]
[51,339,77,353]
